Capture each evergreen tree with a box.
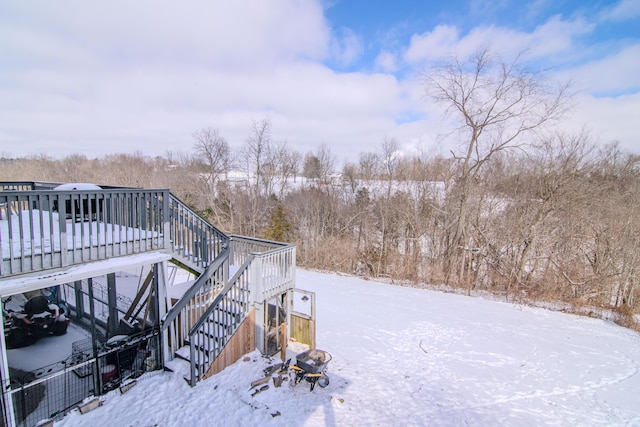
[264,203,293,242]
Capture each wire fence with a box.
[6,329,162,427]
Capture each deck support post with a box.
[74,280,84,320]
[107,273,118,335]
[154,261,171,367]
[250,255,266,355]
[0,299,17,427]
[87,278,101,396]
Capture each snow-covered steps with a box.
[175,345,209,365]
[187,330,223,354]
[195,319,232,337]
[164,357,191,380]
[168,346,210,383]
[207,301,245,319]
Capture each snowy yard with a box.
[58,269,640,426]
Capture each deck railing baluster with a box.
[0,187,225,277]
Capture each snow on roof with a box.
[53,183,102,191]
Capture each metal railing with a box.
[9,359,95,427]
[229,235,289,266]
[186,256,253,385]
[0,186,230,277]
[168,194,229,272]
[0,188,169,276]
[0,182,39,192]
[162,247,230,357]
[162,238,296,385]
[6,329,162,426]
[0,182,298,389]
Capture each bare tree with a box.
[60,154,94,183]
[358,152,379,181]
[380,137,400,198]
[272,141,300,198]
[192,127,231,196]
[290,150,302,183]
[342,162,358,193]
[316,143,336,183]
[424,48,571,285]
[241,117,273,194]
[100,152,155,187]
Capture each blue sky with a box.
[0,0,638,162]
[325,0,639,77]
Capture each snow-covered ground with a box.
[57,269,640,426]
[8,323,90,374]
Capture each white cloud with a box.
[524,0,554,21]
[556,44,640,95]
[564,92,640,152]
[0,0,347,158]
[0,45,407,160]
[398,11,639,156]
[330,27,363,67]
[403,16,593,64]
[404,25,460,63]
[1,0,330,70]
[523,16,594,59]
[0,0,637,164]
[468,0,510,19]
[374,51,397,73]
[600,0,640,22]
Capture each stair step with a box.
[174,345,189,360]
[207,308,244,325]
[164,358,191,377]
[175,345,210,366]
[197,320,231,337]
[165,356,197,384]
[210,300,245,315]
[187,331,222,354]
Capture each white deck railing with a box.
[230,235,296,301]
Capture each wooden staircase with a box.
[167,304,246,383]
[162,247,258,384]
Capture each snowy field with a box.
[58,269,640,426]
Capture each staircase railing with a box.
[168,194,229,272]
[162,247,230,357]
[186,256,253,385]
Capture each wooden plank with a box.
[124,269,154,320]
[291,313,315,349]
[203,308,256,379]
[279,323,287,362]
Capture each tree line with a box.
[1,50,638,326]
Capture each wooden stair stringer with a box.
[202,307,256,380]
